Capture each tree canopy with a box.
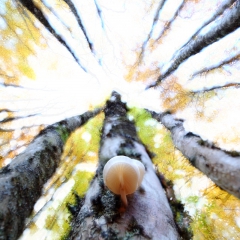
[0,0,240,239]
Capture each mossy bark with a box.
[0,109,100,240]
[69,92,179,240]
[150,111,240,199]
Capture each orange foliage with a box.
[160,76,193,112]
[125,57,160,84]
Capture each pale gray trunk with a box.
[150,111,240,199]
[69,92,179,240]
[0,109,100,240]
[148,0,240,88]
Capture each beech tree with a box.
[0,0,240,239]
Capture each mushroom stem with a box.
[120,186,128,206]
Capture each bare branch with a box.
[17,0,87,72]
[147,0,240,89]
[62,0,93,51]
[190,54,240,79]
[191,82,240,93]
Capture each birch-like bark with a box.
[69,92,179,240]
[0,109,101,240]
[148,0,240,88]
[150,111,240,199]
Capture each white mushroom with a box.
[103,156,145,206]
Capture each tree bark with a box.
[0,109,101,240]
[148,0,240,88]
[150,111,240,199]
[69,92,179,240]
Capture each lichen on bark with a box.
[0,109,100,240]
[69,92,180,240]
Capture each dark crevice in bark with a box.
[0,132,63,240]
[63,0,93,51]
[149,110,240,199]
[0,109,101,240]
[157,171,193,240]
[69,92,180,240]
[67,193,85,217]
[147,0,240,89]
[18,0,87,72]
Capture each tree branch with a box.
[147,0,240,88]
[191,82,240,93]
[17,0,87,71]
[62,0,93,51]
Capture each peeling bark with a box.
[69,92,179,240]
[0,109,100,240]
[150,111,240,199]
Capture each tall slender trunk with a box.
[150,111,240,199]
[0,109,101,240]
[69,92,179,240]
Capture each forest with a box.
[0,0,240,239]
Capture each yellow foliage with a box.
[19,113,104,239]
[0,0,44,84]
[160,76,193,113]
[0,125,44,167]
[43,112,104,192]
[128,107,240,240]
[124,41,160,83]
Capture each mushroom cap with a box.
[103,156,145,195]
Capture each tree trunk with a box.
[150,111,240,199]
[69,92,179,240]
[0,109,101,240]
